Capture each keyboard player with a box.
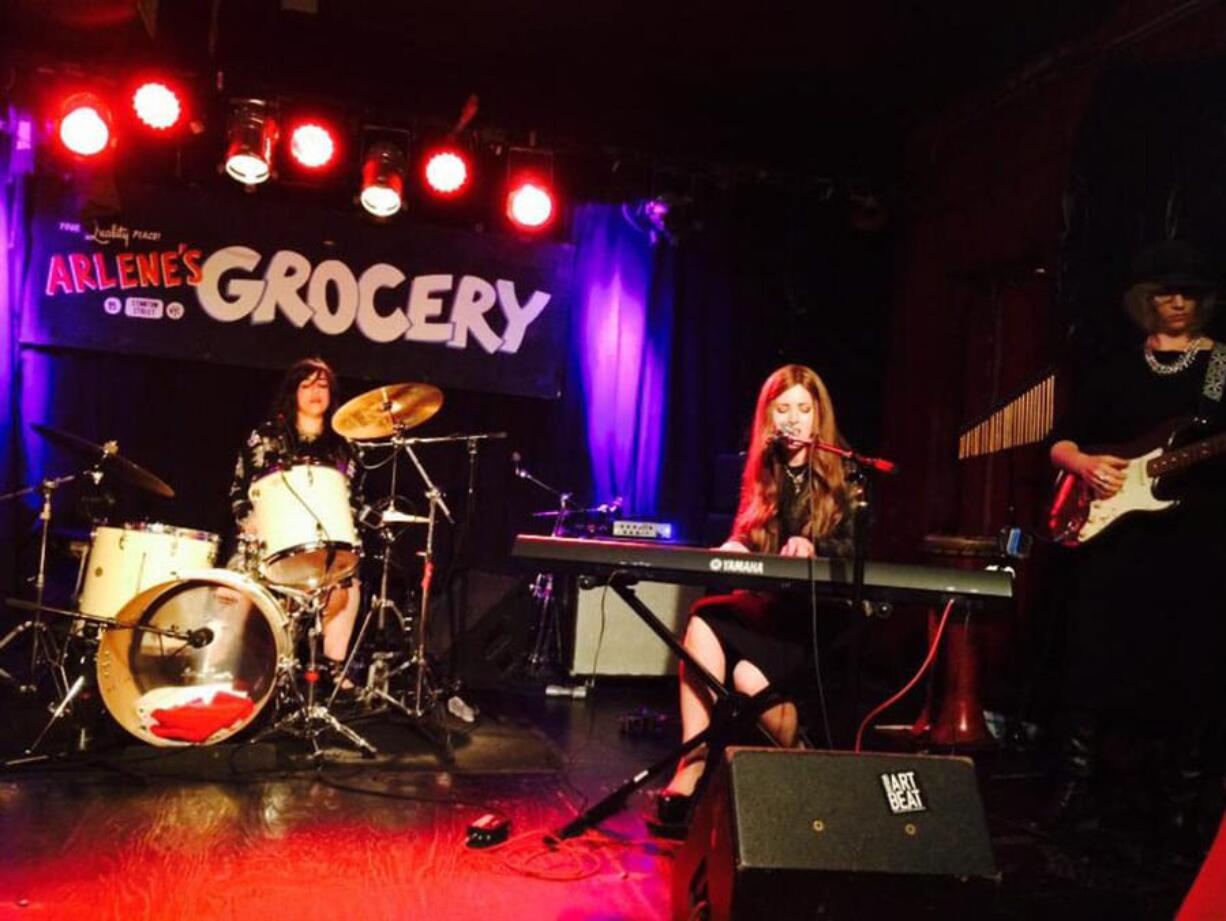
[654,364,858,830]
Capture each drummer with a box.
[229,356,361,688]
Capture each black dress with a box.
[1055,347,1226,725]
[692,465,854,692]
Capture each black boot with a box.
[1040,711,1100,831]
[1161,729,1219,862]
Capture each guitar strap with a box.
[1197,343,1226,422]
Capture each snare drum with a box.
[79,523,220,621]
[96,569,292,747]
[249,463,359,589]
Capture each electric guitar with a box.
[1047,417,1226,547]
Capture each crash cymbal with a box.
[331,383,443,440]
[32,424,175,498]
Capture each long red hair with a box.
[730,364,848,553]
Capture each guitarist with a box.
[1044,239,1226,846]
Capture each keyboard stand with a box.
[549,575,787,840]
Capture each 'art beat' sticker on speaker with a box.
[880,770,928,815]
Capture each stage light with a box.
[225,100,276,187]
[423,148,469,196]
[360,142,407,217]
[290,122,336,169]
[506,177,555,230]
[625,194,691,245]
[132,81,182,131]
[58,94,112,157]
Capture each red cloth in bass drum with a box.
[151,692,255,743]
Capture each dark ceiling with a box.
[5,0,1123,177]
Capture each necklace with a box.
[783,464,809,491]
[1144,336,1204,376]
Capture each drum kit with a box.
[1,382,504,764]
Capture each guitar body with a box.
[1047,417,1211,547]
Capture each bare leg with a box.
[666,616,726,796]
[322,581,361,663]
[732,660,798,747]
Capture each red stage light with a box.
[423,149,469,196]
[58,94,112,157]
[506,178,554,230]
[132,81,182,130]
[289,122,336,169]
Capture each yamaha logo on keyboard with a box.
[709,557,765,575]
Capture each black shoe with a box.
[320,659,359,700]
[644,790,693,840]
[656,790,693,824]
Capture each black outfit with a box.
[1055,348,1226,725]
[229,420,357,523]
[692,465,854,692]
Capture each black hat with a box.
[1123,240,1219,332]
[1128,239,1217,290]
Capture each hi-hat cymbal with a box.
[331,383,443,440]
[32,424,175,498]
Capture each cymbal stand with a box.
[256,587,378,759]
[397,432,453,717]
[0,469,100,696]
[345,431,456,762]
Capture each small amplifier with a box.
[611,520,673,540]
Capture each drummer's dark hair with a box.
[269,357,340,436]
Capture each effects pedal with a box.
[466,813,510,848]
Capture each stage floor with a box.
[0,680,1213,920]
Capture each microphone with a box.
[770,428,807,455]
[511,451,526,478]
[187,627,215,649]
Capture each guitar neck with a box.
[1147,430,1226,477]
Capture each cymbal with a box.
[331,383,443,440]
[32,424,175,498]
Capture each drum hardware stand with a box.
[341,519,412,711]
[256,586,378,759]
[0,465,106,697]
[353,428,460,762]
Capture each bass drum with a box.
[96,569,292,747]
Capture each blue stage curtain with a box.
[1,139,31,593]
[571,204,674,517]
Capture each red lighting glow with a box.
[58,95,112,157]
[132,82,182,130]
[289,123,337,169]
[506,179,554,230]
[423,149,469,196]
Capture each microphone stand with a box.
[0,465,106,697]
[794,436,898,614]
[3,598,208,757]
[513,457,574,678]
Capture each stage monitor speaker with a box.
[571,580,701,677]
[673,747,999,921]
